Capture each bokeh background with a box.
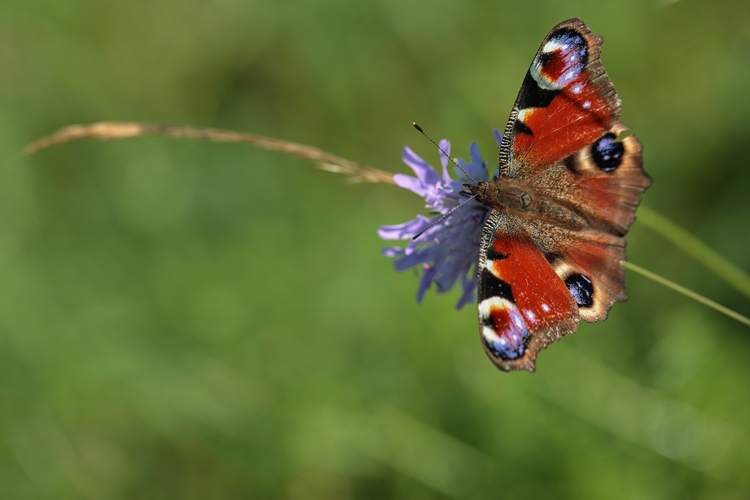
[2,0,750,498]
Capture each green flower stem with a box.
[638,206,750,300]
[623,261,750,327]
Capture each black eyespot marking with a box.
[513,117,533,136]
[480,269,514,303]
[517,71,560,111]
[592,133,624,172]
[565,273,594,308]
[486,248,509,261]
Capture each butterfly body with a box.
[474,19,651,372]
[469,179,588,232]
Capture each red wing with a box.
[476,211,578,372]
[522,220,630,323]
[498,18,620,174]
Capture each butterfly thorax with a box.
[468,179,587,231]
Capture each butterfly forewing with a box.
[499,18,620,174]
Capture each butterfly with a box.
[465,18,651,372]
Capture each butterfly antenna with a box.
[412,194,478,241]
[412,122,479,185]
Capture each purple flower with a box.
[379,132,502,309]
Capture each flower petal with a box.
[380,138,492,309]
[393,173,428,197]
[382,246,405,258]
[455,274,476,309]
[416,265,436,303]
[438,139,452,183]
[402,146,439,187]
[378,215,431,240]
[394,247,432,271]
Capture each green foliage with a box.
[3,0,750,497]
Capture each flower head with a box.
[379,132,502,308]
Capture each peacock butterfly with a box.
[466,18,651,372]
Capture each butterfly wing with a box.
[478,19,650,372]
[477,211,579,372]
[499,18,620,175]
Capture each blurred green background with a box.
[2,0,750,498]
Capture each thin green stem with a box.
[637,206,750,300]
[623,261,750,327]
